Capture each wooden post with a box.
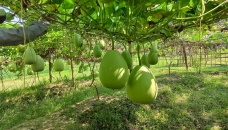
[225,50,227,65]
[220,46,222,65]
[210,46,213,66]
[0,65,5,91]
[215,46,217,66]
[48,48,52,83]
[199,45,202,73]
[182,44,188,71]
[128,41,133,72]
[176,46,179,66]
[189,46,192,67]
[69,44,75,87]
[204,47,208,66]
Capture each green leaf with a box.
[61,0,74,9]
[160,28,172,37]
[78,63,88,73]
[179,0,190,7]
[148,0,167,5]
[124,0,147,7]
[189,0,194,7]
[44,4,58,12]
[45,0,63,4]
[78,64,83,73]
[144,9,169,23]
[105,3,115,16]
[6,13,14,22]
[83,65,88,71]
[0,9,6,16]
[205,1,222,13]
[80,7,92,16]
[53,0,63,4]
[99,0,113,4]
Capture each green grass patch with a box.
[0,67,227,130]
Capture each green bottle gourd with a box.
[24,46,37,65]
[32,55,44,72]
[148,49,158,65]
[126,65,158,104]
[121,50,132,69]
[54,59,65,71]
[74,34,83,48]
[99,50,129,89]
[141,55,150,68]
[93,45,102,58]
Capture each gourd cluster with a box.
[6,32,159,104]
[99,44,159,104]
[23,46,65,75]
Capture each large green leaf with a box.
[104,2,115,16]
[43,4,58,12]
[53,0,63,4]
[147,0,168,5]
[45,0,63,4]
[5,13,14,22]
[61,0,74,9]
[99,0,113,4]
[205,1,223,12]
[146,9,168,23]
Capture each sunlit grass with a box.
[0,63,95,91]
[0,66,227,130]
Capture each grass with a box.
[202,65,228,73]
[0,62,95,91]
[0,66,227,130]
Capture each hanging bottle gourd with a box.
[141,54,150,68]
[126,65,158,104]
[53,59,65,71]
[121,50,133,69]
[23,46,37,65]
[93,45,102,58]
[99,50,129,89]
[148,48,158,65]
[8,62,17,72]
[31,55,44,72]
[74,33,83,48]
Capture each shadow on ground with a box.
[151,72,228,129]
[3,71,228,130]
[65,96,141,130]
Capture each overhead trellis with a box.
[1,0,228,43]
